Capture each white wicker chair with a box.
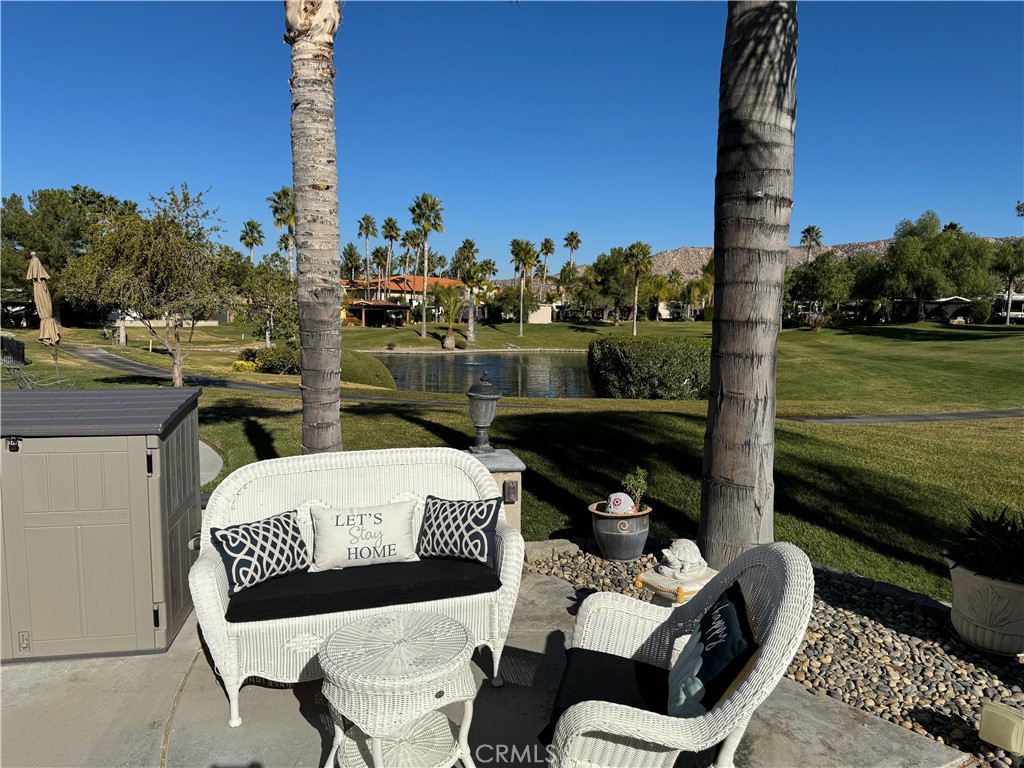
[547,542,814,768]
[188,447,525,727]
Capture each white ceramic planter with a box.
[947,562,1024,656]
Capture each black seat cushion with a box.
[538,647,669,745]
[225,557,501,623]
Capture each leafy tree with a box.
[539,237,556,284]
[699,0,797,568]
[63,184,227,386]
[894,209,941,240]
[624,240,653,336]
[882,236,949,320]
[943,221,964,234]
[590,248,633,324]
[410,193,445,338]
[215,245,252,295]
[790,249,852,310]
[556,262,580,309]
[1017,201,1024,218]
[799,225,822,263]
[341,242,362,282]
[1,187,137,320]
[563,231,581,271]
[266,186,296,278]
[285,0,342,453]
[242,252,295,346]
[510,238,538,337]
[489,284,538,322]
[846,251,885,303]
[381,217,400,299]
[239,220,264,264]
[358,214,378,292]
[992,239,1024,325]
[883,214,993,319]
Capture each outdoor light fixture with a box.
[466,371,501,454]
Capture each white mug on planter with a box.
[606,492,636,515]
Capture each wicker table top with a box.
[320,612,474,691]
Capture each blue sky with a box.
[2,2,1022,279]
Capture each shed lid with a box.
[0,387,202,438]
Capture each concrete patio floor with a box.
[1,571,972,768]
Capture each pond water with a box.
[370,351,595,399]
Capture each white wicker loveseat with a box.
[189,447,525,727]
[545,542,814,768]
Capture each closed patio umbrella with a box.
[26,251,62,380]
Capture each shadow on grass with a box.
[568,324,599,334]
[96,373,170,386]
[836,323,1023,343]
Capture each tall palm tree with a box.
[400,228,422,297]
[266,186,296,278]
[698,0,797,568]
[371,245,389,297]
[358,214,377,299]
[410,193,445,338]
[510,239,538,337]
[381,217,400,300]
[462,257,492,344]
[799,225,822,263]
[284,0,342,454]
[624,241,653,336]
[539,237,556,285]
[239,220,264,264]
[277,232,292,256]
[452,238,478,283]
[564,231,581,271]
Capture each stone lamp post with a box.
[466,372,501,454]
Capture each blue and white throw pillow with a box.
[211,511,311,595]
[417,495,502,569]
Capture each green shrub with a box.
[454,337,468,350]
[231,360,258,373]
[969,299,991,325]
[587,336,711,400]
[255,345,300,374]
[702,305,714,322]
[238,347,260,363]
[342,348,396,389]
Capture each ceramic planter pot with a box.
[947,560,1024,656]
[589,501,651,562]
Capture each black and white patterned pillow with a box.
[211,511,311,595]
[417,495,502,569]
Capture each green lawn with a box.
[6,320,1020,601]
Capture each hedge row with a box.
[587,336,711,400]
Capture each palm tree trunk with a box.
[519,275,525,337]
[364,236,371,299]
[632,279,639,336]
[287,0,342,454]
[289,237,296,279]
[698,0,797,569]
[421,238,429,338]
[250,245,255,264]
[385,242,393,300]
[468,291,477,342]
[1007,280,1013,325]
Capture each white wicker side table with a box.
[319,611,478,768]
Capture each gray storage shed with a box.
[1,387,203,660]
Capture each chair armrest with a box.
[188,547,231,662]
[550,700,721,765]
[493,520,525,634]
[572,591,694,669]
